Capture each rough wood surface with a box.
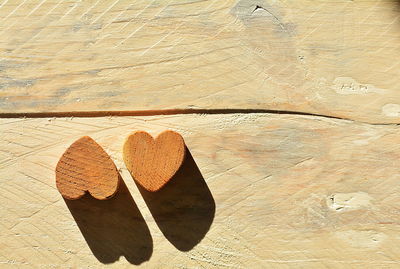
[123,130,186,192]
[1,0,400,123]
[56,136,120,200]
[1,114,400,268]
[2,0,400,268]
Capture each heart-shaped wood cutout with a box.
[123,130,186,192]
[56,136,119,200]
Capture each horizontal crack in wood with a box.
[0,109,398,126]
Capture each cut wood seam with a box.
[0,108,398,126]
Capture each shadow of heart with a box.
[64,178,152,264]
[137,147,215,251]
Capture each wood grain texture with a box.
[1,114,400,268]
[1,0,400,123]
[123,130,186,192]
[2,0,400,268]
[56,136,119,200]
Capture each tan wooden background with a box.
[1,0,400,268]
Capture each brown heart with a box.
[56,136,119,200]
[123,130,186,192]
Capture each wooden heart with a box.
[56,136,119,200]
[123,130,186,192]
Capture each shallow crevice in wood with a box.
[2,108,399,126]
[0,108,382,124]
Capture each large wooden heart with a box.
[123,130,186,192]
[56,136,120,200]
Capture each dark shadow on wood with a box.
[64,179,152,264]
[137,147,215,251]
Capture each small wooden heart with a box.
[123,130,186,192]
[56,136,119,200]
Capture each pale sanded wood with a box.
[1,114,400,268]
[56,136,119,200]
[123,130,186,192]
[1,0,400,123]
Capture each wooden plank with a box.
[1,0,400,123]
[1,113,400,268]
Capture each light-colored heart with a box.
[123,130,186,192]
[56,136,120,200]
